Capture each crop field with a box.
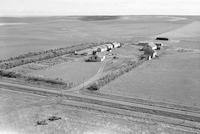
[101,20,200,107]
[30,61,102,85]
[0,16,191,59]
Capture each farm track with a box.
[67,59,107,92]
[0,81,200,131]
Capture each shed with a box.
[156,37,169,41]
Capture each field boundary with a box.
[0,81,199,132]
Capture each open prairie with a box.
[0,16,192,59]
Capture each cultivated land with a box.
[101,19,200,107]
[0,16,200,134]
[0,16,193,59]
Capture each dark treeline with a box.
[0,69,74,89]
[0,42,109,69]
[88,58,146,90]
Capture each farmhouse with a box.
[87,55,105,62]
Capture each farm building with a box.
[87,55,105,62]
[97,45,108,52]
[156,37,169,41]
[112,42,121,48]
[154,42,164,50]
[143,47,158,60]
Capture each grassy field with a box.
[0,16,191,59]
[29,61,102,85]
[0,89,195,134]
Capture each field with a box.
[101,20,200,107]
[0,16,192,59]
[0,89,193,134]
[0,16,200,134]
[29,61,102,85]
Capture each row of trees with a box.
[0,42,108,69]
[0,69,74,89]
[88,58,146,90]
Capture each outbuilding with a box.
[154,42,163,50]
[143,47,158,60]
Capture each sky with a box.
[0,0,200,16]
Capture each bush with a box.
[87,83,99,91]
